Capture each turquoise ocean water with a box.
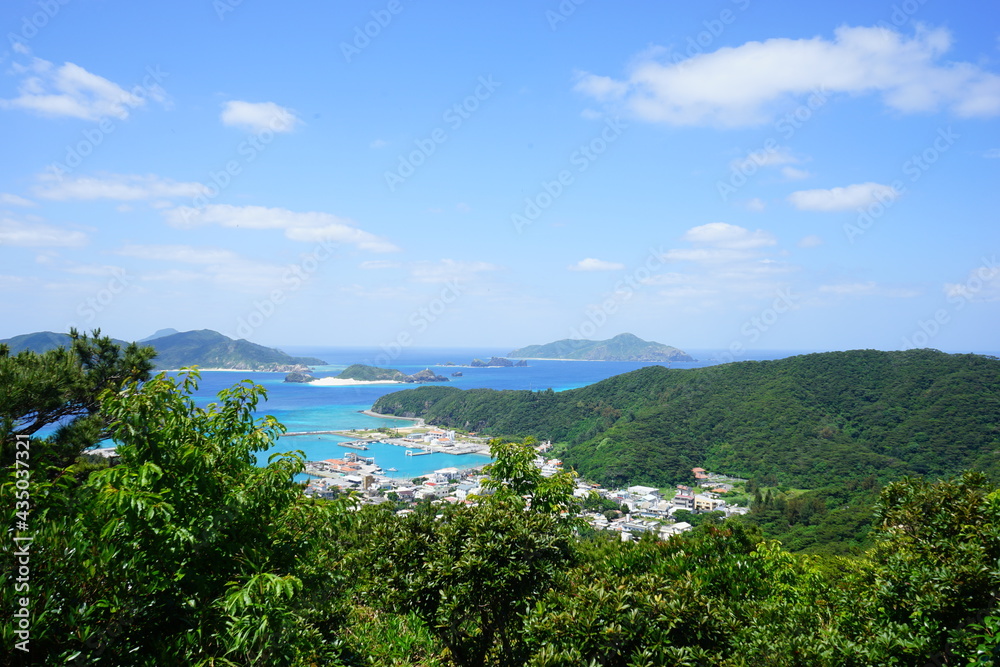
[174,347,803,480]
[94,346,999,482]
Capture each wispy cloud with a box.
[787,182,901,211]
[0,193,36,207]
[576,25,1000,126]
[0,56,166,120]
[568,258,626,272]
[34,173,208,201]
[0,215,87,247]
[164,204,400,253]
[220,100,300,133]
[409,259,499,284]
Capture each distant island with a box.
[286,364,448,386]
[0,329,326,372]
[508,333,695,362]
[440,356,528,368]
[470,357,528,368]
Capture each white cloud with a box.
[568,258,626,272]
[575,25,1000,126]
[781,166,811,180]
[744,198,766,212]
[944,263,1000,302]
[165,204,399,253]
[787,182,901,211]
[221,100,301,133]
[0,216,87,247]
[819,282,877,295]
[360,260,401,270]
[117,243,286,292]
[0,57,165,121]
[730,146,799,171]
[820,282,919,298]
[0,193,36,207]
[118,244,241,265]
[650,222,795,309]
[798,234,824,248]
[34,173,209,201]
[370,139,388,149]
[410,259,499,284]
[984,148,1000,158]
[681,222,777,249]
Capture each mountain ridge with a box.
[0,329,326,371]
[372,348,1000,490]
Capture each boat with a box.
[387,467,398,472]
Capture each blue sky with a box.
[1,0,998,354]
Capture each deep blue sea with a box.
[171,347,812,480]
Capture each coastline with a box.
[307,377,408,387]
[160,367,284,372]
[359,409,424,425]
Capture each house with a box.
[627,485,660,497]
[673,492,695,511]
[88,447,121,466]
[659,521,693,539]
[694,495,725,512]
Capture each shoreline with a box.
[359,409,424,425]
[307,377,408,387]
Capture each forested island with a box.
[4,333,1000,665]
[372,349,1000,551]
[509,332,695,361]
[0,328,325,372]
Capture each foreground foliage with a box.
[3,348,999,665]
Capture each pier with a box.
[405,450,433,457]
[338,441,369,450]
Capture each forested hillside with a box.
[5,339,1000,664]
[372,349,1000,490]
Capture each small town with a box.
[303,431,750,542]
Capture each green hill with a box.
[372,349,1000,490]
[0,331,130,354]
[148,330,325,370]
[0,329,326,371]
[337,364,408,382]
[509,332,694,362]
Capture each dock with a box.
[405,450,433,457]
[339,441,370,450]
